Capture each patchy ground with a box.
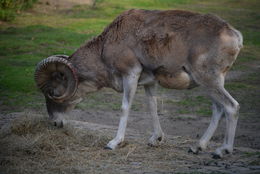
[0,0,260,173]
[0,103,260,174]
[33,0,94,12]
[1,68,260,174]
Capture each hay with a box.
[0,112,178,173]
[0,113,112,174]
[0,112,259,174]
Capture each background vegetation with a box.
[0,0,259,116]
[0,0,38,21]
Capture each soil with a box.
[0,102,260,174]
[0,76,260,174]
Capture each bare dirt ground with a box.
[0,0,259,174]
[0,95,260,174]
[36,0,94,10]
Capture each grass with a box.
[175,96,210,107]
[75,88,142,111]
[76,90,122,111]
[243,151,260,157]
[225,82,256,90]
[0,25,88,112]
[177,96,211,116]
[0,0,259,114]
[243,152,260,165]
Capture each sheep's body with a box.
[35,9,243,159]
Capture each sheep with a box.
[35,9,243,158]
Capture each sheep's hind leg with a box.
[210,87,239,159]
[144,83,164,147]
[105,67,141,150]
[189,101,223,154]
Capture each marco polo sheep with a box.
[35,9,243,158]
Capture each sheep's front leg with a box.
[105,67,141,150]
[144,83,164,146]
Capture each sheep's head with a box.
[35,55,79,126]
[35,55,78,102]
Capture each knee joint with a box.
[121,102,129,111]
[225,102,239,116]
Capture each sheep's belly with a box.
[156,71,191,89]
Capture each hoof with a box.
[157,137,163,141]
[188,147,195,154]
[212,152,222,159]
[147,143,158,147]
[188,147,201,154]
[225,149,231,154]
[148,135,164,147]
[53,121,63,128]
[104,146,113,150]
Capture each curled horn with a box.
[34,55,78,102]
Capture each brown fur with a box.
[67,9,241,92]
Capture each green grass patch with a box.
[225,82,256,90]
[0,25,89,110]
[174,96,212,116]
[243,151,260,165]
[0,0,259,111]
[237,45,260,64]
[247,72,260,82]
[196,108,212,116]
[177,109,192,115]
[243,151,260,157]
[76,96,122,111]
[76,90,141,111]
[230,64,248,71]
[176,96,210,107]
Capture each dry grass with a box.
[0,112,259,174]
[0,113,112,174]
[0,113,197,173]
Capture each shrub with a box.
[0,0,38,21]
